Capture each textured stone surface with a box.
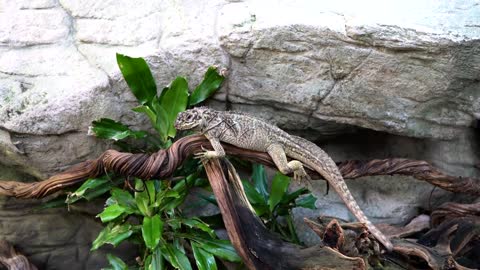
[0,0,479,268]
[292,128,480,245]
[0,165,136,269]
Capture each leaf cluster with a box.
[243,164,317,244]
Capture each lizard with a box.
[174,107,393,251]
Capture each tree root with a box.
[0,240,37,270]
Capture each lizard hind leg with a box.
[267,144,312,188]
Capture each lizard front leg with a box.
[195,133,226,161]
[266,143,311,184]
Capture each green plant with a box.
[200,163,318,245]
[243,164,317,244]
[67,54,239,270]
[63,53,317,269]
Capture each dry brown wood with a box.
[0,240,37,270]
[430,202,480,227]
[203,158,366,270]
[1,135,479,199]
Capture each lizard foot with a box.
[194,146,222,162]
[293,168,312,189]
[289,161,313,189]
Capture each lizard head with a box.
[174,107,215,132]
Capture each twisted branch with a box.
[1,135,479,199]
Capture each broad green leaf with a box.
[161,243,193,270]
[145,255,153,270]
[191,242,217,270]
[186,236,241,262]
[116,53,157,105]
[132,105,157,123]
[110,188,138,213]
[152,97,170,142]
[106,254,128,270]
[142,215,164,250]
[252,164,268,203]
[38,196,67,210]
[280,187,309,205]
[91,223,133,250]
[135,178,152,216]
[242,180,269,216]
[158,176,194,211]
[147,181,156,205]
[66,177,109,203]
[159,194,186,212]
[91,118,146,141]
[97,203,126,222]
[242,180,265,206]
[188,66,225,106]
[268,172,290,212]
[149,248,165,270]
[164,190,180,198]
[172,245,192,270]
[296,194,317,209]
[153,189,180,207]
[159,77,189,138]
[154,107,169,142]
[76,177,124,202]
[181,218,215,237]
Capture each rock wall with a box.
[0,0,479,268]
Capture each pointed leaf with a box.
[135,178,152,216]
[251,164,268,203]
[97,204,127,223]
[106,254,128,270]
[172,245,192,270]
[91,223,133,250]
[186,236,240,262]
[66,176,110,204]
[268,172,290,211]
[142,215,164,250]
[132,105,157,123]
[116,53,157,105]
[191,242,217,270]
[280,187,309,205]
[188,66,225,106]
[181,218,215,237]
[296,194,317,209]
[161,243,192,270]
[145,180,156,205]
[152,98,170,142]
[110,188,138,214]
[242,180,265,206]
[92,118,147,141]
[159,77,189,138]
[149,248,165,270]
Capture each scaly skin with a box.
[175,107,393,251]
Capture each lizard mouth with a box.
[174,121,199,130]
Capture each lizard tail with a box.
[286,141,393,251]
[327,171,394,251]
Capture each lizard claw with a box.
[293,167,312,189]
[194,150,219,162]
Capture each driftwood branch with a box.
[0,135,479,199]
[0,240,37,270]
[203,158,366,269]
